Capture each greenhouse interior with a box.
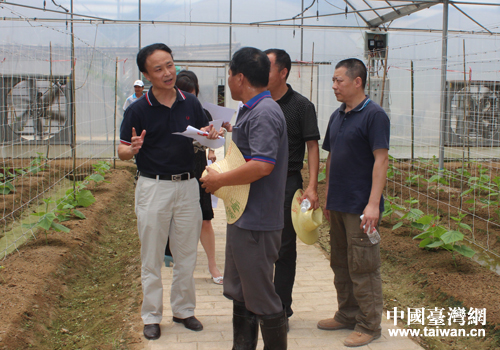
[0,0,500,349]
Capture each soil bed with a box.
[0,159,106,229]
[0,161,145,350]
[386,160,500,256]
[1,159,500,349]
[306,162,500,350]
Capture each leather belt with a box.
[139,171,194,181]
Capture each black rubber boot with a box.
[232,301,258,350]
[260,310,288,350]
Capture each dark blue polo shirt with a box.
[322,96,390,214]
[120,87,209,175]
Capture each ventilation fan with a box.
[446,80,500,146]
[0,75,73,143]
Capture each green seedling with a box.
[405,173,423,187]
[55,183,94,222]
[92,161,111,176]
[318,167,326,182]
[26,152,48,174]
[478,197,499,209]
[383,196,404,224]
[56,182,95,219]
[450,212,473,233]
[0,170,16,195]
[85,173,110,186]
[427,174,450,186]
[413,221,475,268]
[456,167,471,178]
[386,155,401,179]
[56,198,87,222]
[22,198,70,245]
[0,179,15,195]
[392,198,423,235]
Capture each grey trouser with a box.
[135,176,202,324]
[329,210,383,336]
[223,224,283,316]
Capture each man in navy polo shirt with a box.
[201,47,288,350]
[319,58,389,347]
[119,43,218,341]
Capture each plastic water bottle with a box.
[360,215,381,244]
[301,199,311,213]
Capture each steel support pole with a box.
[114,58,118,169]
[438,0,449,171]
[411,60,414,168]
[71,0,77,192]
[229,0,232,60]
[300,0,304,61]
[138,0,141,79]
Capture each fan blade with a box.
[39,83,59,109]
[13,109,31,132]
[46,110,66,124]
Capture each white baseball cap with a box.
[134,80,144,87]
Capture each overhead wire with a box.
[293,0,316,20]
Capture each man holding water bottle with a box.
[265,49,320,330]
[319,58,389,347]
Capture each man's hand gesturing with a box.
[131,127,146,155]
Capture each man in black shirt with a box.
[265,49,321,329]
[119,43,218,341]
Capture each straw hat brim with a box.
[202,141,250,224]
[291,189,323,245]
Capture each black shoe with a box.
[143,324,161,340]
[173,316,203,331]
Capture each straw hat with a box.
[291,189,323,245]
[202,141,250,224]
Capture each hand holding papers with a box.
[173,125,225,149]
[209,119,223,132]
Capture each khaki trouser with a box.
[329,210,383,336]
[135,176,202,325]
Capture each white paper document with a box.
[203,102,236,123]
[173,125,225,149]
[209,119,223,132]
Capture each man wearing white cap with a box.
[123,79,145,111]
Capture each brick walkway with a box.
[143,200,423,350]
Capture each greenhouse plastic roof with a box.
[1,0,499,35]
[249,0,499,34]
[341,0,438,28]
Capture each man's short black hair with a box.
[229,47,270,88]
[136,43,173,73]
[176,70,199,96]
[264,48,291,80]
[335,58,367,89]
